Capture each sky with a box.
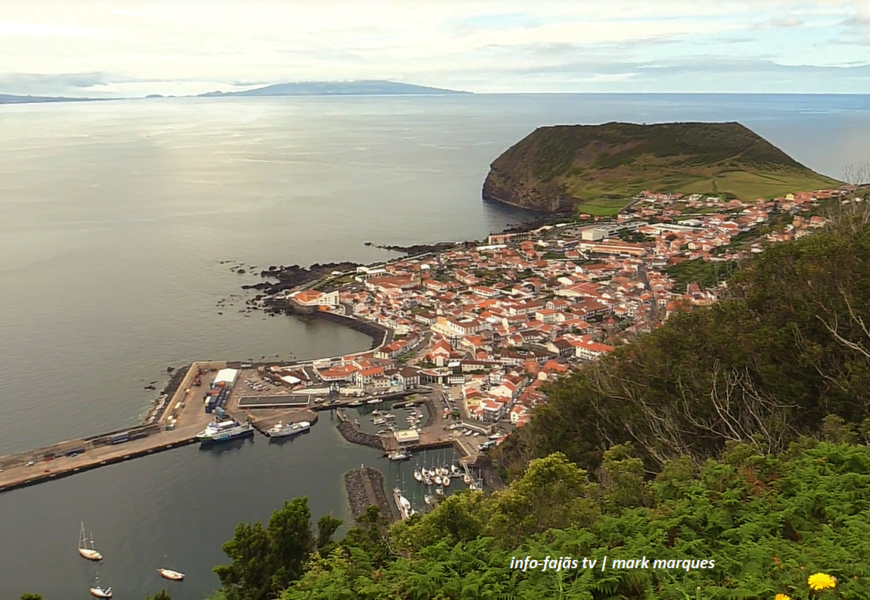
[2,0,870,96]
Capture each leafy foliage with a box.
[213,497,335,600]
[277,444,870,599]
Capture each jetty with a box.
[0,355,478,495]
[343,466,395,524]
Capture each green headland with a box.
[482,121,842,213]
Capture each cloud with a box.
[0,0,868,94]
[0,72,110,95]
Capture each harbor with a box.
[0,356,490,496]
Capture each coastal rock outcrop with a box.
[482,121,840,213]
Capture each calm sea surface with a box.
[0,93,868,599]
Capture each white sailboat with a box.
[78,522,103,562]
[157,568,185,581]
[158,554,185,581]
[89,574,113,598]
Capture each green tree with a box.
[315,514,342,550]
[20,594,44,600]
[214,497,315,600]
[142,591,172,600]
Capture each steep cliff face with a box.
[481,121,840,214]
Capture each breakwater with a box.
[336,421,385,451]
[343,466,394,524]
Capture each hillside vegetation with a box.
[481,122,841,213]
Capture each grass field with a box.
[575,197,633,216]
[567,168,840,208]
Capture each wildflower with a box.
[775,594,791,600]
[808,572,837,591]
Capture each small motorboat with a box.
[90,575,112,598]
[157,568,185,581]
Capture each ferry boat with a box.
[196,419,254,443]
[267,421,311,438]
[157,568,185,581]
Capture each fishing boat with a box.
[373,418,386,425]
[78,522,102,562]
[89,574,112,598]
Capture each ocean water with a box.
[0,93,868,599]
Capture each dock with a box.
[0,358,473,495]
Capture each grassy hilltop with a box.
[482,121,841,213]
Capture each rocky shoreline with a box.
[344,466,395,524]
[364,241,463,255]
[142,364,191,424]
[241,261,361,295]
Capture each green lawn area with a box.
[575,196,633,216]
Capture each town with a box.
[0,184,857,504]
[277,184,857,438]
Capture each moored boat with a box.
[78,522,102,562]
[267,420,311,438]
[157,568,185,581]
[89,575,112,598]
[389,450,412,461]
[196,418,254,443]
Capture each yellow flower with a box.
[775,594,792,600]
[808,572,837,591]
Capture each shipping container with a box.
[65,447,86,457]
[110,434,129,445]
[129,430,149,440]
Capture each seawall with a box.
[272,300,390,350]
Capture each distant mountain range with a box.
[0,81,469,104]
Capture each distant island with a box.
[482,121,842,213]
[0,80,468,105]
[0,94,98,105]
[196,80,469,97]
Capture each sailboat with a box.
[89,573,113,598]
[158,554,185,581]
[78,522,103,562]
